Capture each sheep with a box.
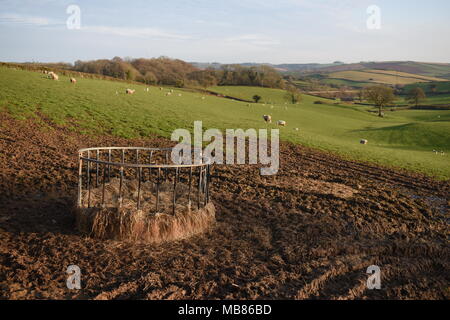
[277,120,286,126]
[178,93,182,97]
[294,128,299,131]
[48,72,59,80]
[70,77,77,84]
[43,70,48,74]
[146,88,149,92]
[159,87,163,91]
[201,96,205,100]
[263,115,272,123]
[126,89,136,94]
[360,139,368,145]
[165,92,172,96]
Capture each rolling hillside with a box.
[1,66,450,179]
[328,70,447,86]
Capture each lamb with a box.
[126,89,136,94]
[263,115,272,123]
[70,77,77,84]
[277,120,286,126]
[360,139,368,145]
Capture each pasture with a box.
[328,70,446,86]
[1,66,450,179]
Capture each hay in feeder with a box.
[75,178,215,243]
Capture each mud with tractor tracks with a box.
[0,113,448,299]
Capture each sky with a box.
[0,0,449,64]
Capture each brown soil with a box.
[0,112,449,300]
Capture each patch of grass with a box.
[1,67,450,179]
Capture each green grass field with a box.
[1,67,450,179]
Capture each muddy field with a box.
[0,112,449,299]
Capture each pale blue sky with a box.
[0,0,449,64]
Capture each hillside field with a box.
[1,67,450,179]
[328,70,447,86]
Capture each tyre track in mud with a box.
[0,113,449,300]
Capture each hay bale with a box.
[75,179,215,243]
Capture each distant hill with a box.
[191,61,450,80]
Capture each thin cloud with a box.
[81,25,192,40]
[225,34,280,46]
[0,13,51,26]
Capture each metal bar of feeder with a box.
[136,149,139,179]
[77,153,83,207]
[96,150,99,187]
[87,150,91,208]
[155,168,161,213]
[101,164,106,206]
[149,151,154,184]
[205,165,209,204]
[197,166,203,209]
[108,149,111,181]
[173,167,178,215]
[137,167,142,209]
[188,167,193,210]
[118,166,124,207]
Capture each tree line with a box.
[70,57,286,89]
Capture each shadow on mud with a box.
[0,181,78,236]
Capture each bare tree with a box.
[285,86,302,104]
[364,85,395,117]
[406,87,426,107]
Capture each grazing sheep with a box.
[201,96,205,100]
[294,128,299,131]
[43,70,48,74]
[159,87,163,91]
[70,77,77,84]
[48,72,59,80]
[146,88,149,92]
[277,120,286,126]
[126,89,136,94]
[263,115,272,123]
[360,139,368,145]
[165,92,172,96]
[170,89,174,93]
[178,93,182,97]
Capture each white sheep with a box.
[277,120,286,126]
[70,77,77,84]
[360,139,368,145]
[263,115,272,123]
[126,89,136,94]
[48,72,59,80]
